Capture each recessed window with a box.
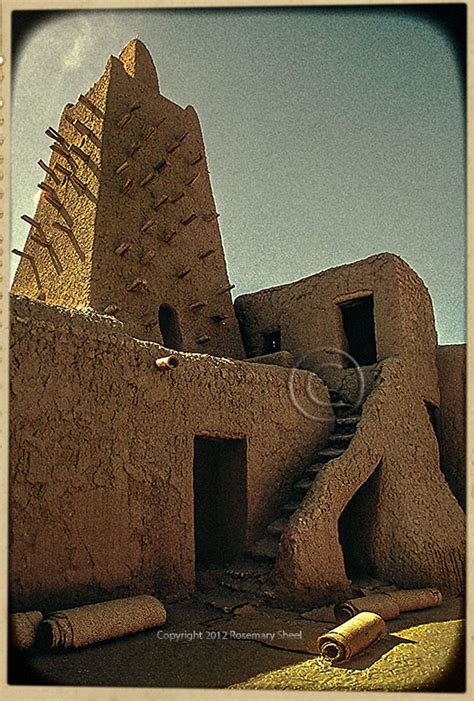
[339,295,376,366]
[158,304,182,350]
[262,329,281,354]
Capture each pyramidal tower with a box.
[12,39,244,357]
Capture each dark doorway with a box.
[338,462,381,580]
[339,294,377,366]
[262,329,281,354]
[193,436,247,568]
[158,304,182,350]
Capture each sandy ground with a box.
[9,588,464,691]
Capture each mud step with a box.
[317,446,346,460]
[248,536,279,561]
[305,461,326,476]
[328,432,354,446]
[267,516,290,537]
[281,501,301,515]
[336,415,360,429]
[294,477,315,494]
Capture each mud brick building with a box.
[10,40,466,611]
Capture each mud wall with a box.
[275,358,465,604]
[12,39,244,358]
[9,294,332,611]
[235,253,438,402]
[436,344,466,509]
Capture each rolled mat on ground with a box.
[37,595,167,649]
[334,588,442,623]
[317,612,386,663]
[9,610,43,650]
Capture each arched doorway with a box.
[158,304,183,350]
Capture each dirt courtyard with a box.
[9,577,464,692]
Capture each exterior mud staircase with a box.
[219,387,364,599]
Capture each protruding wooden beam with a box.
[166,140,180,153]
[141,250,156,265]
[54,163,73,178]
[178,130,189,142]
[129,102,141,112]
[114,242,131,256]
[139,172,155,187]
[12,248,34,261]
[196,335,210,345]
[45,127,66,145]
[127,278,148,292]
[121,178,133,194]
[181,212,197,226]
[53,222,85,262]
[30,234,50,247]
[170,191,184,203]
[117,112,132,128]
[198,249,216,259]
[189,153,203,165]
[217,284,235,295]
[70,143,90,163]
[38,160,59,184]
[50,143,70,159]
[37,182,57,198]
[141,219,156,233]
[78,94,103,119]
[154,195,168,210]
[177,267,191,279]
[143,126,156,142]
[185,173,200,187]
[163,230,177,244]
[103,304,119,316]
[115,161,129,175]
[129,140,141,156]
[21,214,43,231]
[202,211,220,222]
[190,301,206,311]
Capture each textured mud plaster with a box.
[235,254,463,603]
[235,253,438,402]
[275,358,465,605]
[9,294,332,611]
[436,344,466,509]
[12,40,243,358]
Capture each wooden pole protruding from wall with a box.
[185,173,200,187]
[127,278,148,292]
[166,140,180,154]
[139,172,155,187]
[154,195,168,210]
[114,242,131,256]
[217,284,235,295]
[196,335,210,345]
[115,161,129,175]
[143,126,156,142]
[78,94,103,119]
[141,219,156,233]
[170,191,184,203]
[38,160,59,183]
[45,127,66,146]
[21,214,43,231]
[202,211,219,222]
[103,305,119,316]
[189,153,203,165]
[12,249,43,290]
[199,249,215,259]
[177,267,191,279]
[70,144,90,164]
[181,213,197,226]
[121,178,133,194]
[12,249,34,261]
[141,250,156,265]
[190,302,206,311]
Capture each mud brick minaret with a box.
[12,39,244,357]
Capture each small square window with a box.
[262,329,281,354]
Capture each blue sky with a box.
[11,8,465,344]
